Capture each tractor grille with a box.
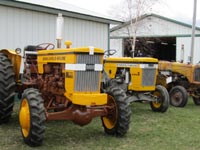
[74,54,101,92]
[194,68,200,82]
[76,54,101,64]
[142,68,156,86]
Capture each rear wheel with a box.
[19,88,46,146]
[150,85,169,112]
[102,86,131,136]
[169,86,188,107]
[0,53,15,124]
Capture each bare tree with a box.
[110,0,161,57]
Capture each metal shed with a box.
[0,0,121,50]
[110,13,200,64]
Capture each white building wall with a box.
[110,39,123,57]
[110,15,200,59]
[177,37,200,64]
[0,6,56,49]
[137,17,200,36]
[0,5,108,50]
[63,17,108,50]
[111,16,200,37]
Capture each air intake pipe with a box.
[56,13,64,48]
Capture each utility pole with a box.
[189,0,197,64]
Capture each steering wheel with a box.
[104,49,117,57]
[36,43,55,50]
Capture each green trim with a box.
[0,0,122,24]
[175,34,200,37]
[110,34,200,39]
[110,13,200,32]
[152,14,200,30]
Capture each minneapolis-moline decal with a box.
[42,56,66,61]
[117,63,138,67]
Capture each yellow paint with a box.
[37,47,104,74]
[65,41,72,48]
[158,61,199,83]
[151,101,162,108]
[104,63,118,78]
[19,99,30,138]
[38,47,104,55]
[104,57,158,91]
[102,95,117,129]
[105,57,158,63]
[128,67,142,90]
[65,70,75,93]
[38,46,106,106]
[151,90,162,108]
[65,93,107,105]
[0,49,22,81]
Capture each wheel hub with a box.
[152,91,162,108]
[102,95,117,129]
[19,99,30,137]
[172,92,182,105]
[152,101,162,108]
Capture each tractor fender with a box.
[0,49,22,81]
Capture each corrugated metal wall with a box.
[63,17,108,49]
[136,17,200,36]
[0,5,108,50]
[177,37,200,64]
[110,15,200,63]
[111,16,200,37]
[110,39,123,57]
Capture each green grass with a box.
[1,98,200,150]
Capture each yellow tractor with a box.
[0,42,131,146]
[157,61,200,107]
[103,50,169,112]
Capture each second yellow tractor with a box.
[102,50,169,112]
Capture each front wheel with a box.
[19,88,46,146]
[169,86,188,107]
[102,86,131,136]
[150,85,169,112]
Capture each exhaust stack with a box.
[56,13,64,48]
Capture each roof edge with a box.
[110,34,200,39]
[0,0,123,24]
[110,13,200,32]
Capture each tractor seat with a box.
[24,45,43,51]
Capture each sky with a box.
[60,0,200,27]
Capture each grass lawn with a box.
[1,98,200,150]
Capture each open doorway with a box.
[123,37,176,61]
